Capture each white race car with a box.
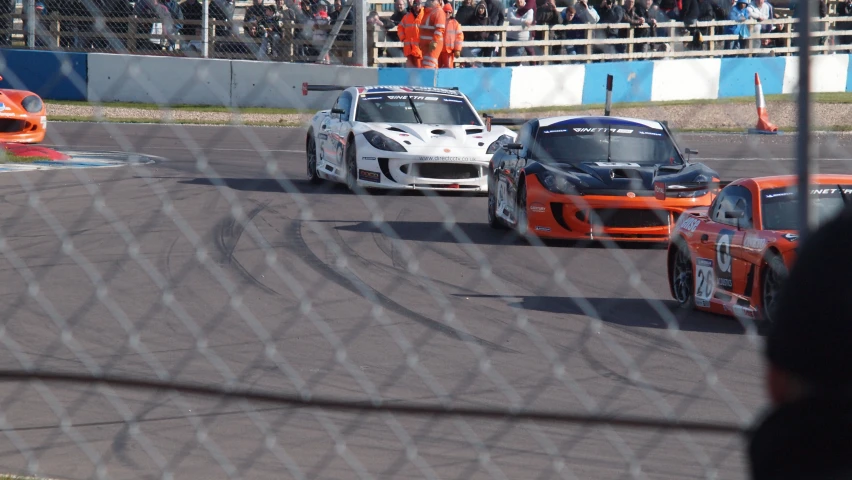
[303,84,517,193]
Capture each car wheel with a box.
[306,133,321,184]
[345,141,358,193]
[488,179,507,230]
[670,240,695,309]
[516,181,529,236]
[761,253,788,324]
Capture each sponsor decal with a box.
[386,95,439,101]
[743,234,767,250]
[534,226,551,232]
[0,103,7,111]
[417,156,476,162]
[733,305,756,319]
[358,169,381,183]
[679,217,701,233]
[543,129,567,134]
[626,192,636,198]
[441,98,463,103]
[571,127,634,134]
[783,233,798,242]
[444,148,451,152]
[694,257,714,307]
[639,131,662,136]
[714,229,734,292]
[362,156,377,161]
[812,187,852,195]
[530,203,546,213]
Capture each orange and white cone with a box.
[754,73,778,133]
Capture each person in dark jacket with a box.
[461,0,490,61]
[535,0,559,54]
[485,0,504,56]
[596,0,622,53]
[747,206,852,480]
[456,0,476,24]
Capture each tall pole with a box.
[203,0,210,58]
[355,0,367,66]
[26,0,35,48]
[796,0,813,246]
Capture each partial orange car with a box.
[0,75,47,143]
[487,115,720,242]
[667,174,852,323]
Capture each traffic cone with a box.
[751,73,778,134]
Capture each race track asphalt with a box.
[0,122,848,480]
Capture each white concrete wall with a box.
[229,61,379,109]
[782,55,850,94]
[87,53,233,106]
[651,58,722,102]
[509,65,585,109]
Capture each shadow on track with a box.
[334,220,669,249]
[459,294,764,335]
[178,178,487,197]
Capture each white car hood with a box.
[353,122,514,149]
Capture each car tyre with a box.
[670,239,695,310]
[761,253,788,324]
[306,132,321,184]
[345,140,358,193]
[488,178,507,230]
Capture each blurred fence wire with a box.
[0,0,824,477]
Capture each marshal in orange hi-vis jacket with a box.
[667,174,852,323]
[397,1,425,67]
[487,115,719,243]
[0,76,47,144]
[439,3,463,68]
[419,0,446,69]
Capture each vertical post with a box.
[796,0,813,244]
[355,0,367,66]
[26,0,35,48]
[604,74,613,116]
[202,0,210,58]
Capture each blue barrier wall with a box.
[0,49,87,100]
[4,49,852,110]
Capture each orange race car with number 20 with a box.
[667,174,852,323]
[0,75,47,143]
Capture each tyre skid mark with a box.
[215,200,282,298]
[288,220,517,354]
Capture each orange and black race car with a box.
[667,174,852,323]
[0,75,47,143]
[487,115,720,242]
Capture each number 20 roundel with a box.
[715,229,735,292]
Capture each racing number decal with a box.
[695,258,714,307]
[715,229,734,292]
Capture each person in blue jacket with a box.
[725,0,752,49]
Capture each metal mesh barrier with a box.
[0,0,838,477]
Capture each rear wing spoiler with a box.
[482,113,527,132]
[302,83,348,95]
[654,180,732,200]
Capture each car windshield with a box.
[532,125,683,166]
[354,93,481,125]
[761,185,852,230]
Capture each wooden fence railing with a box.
[371,17,852,66]
[2,11,852,66]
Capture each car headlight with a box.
[21,95,43,113]
[363,131,407,152]
[486,134,513,154]
[539,171,578,195]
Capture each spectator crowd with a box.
[0,0,849,63]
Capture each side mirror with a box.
[685,148,698,155]
[724,210,745,219]
[484,114,492,132]
[331,107,346,116]
[504,143,523,151]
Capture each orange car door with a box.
[694,186,750,306]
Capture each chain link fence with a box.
[0,0,834,476]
